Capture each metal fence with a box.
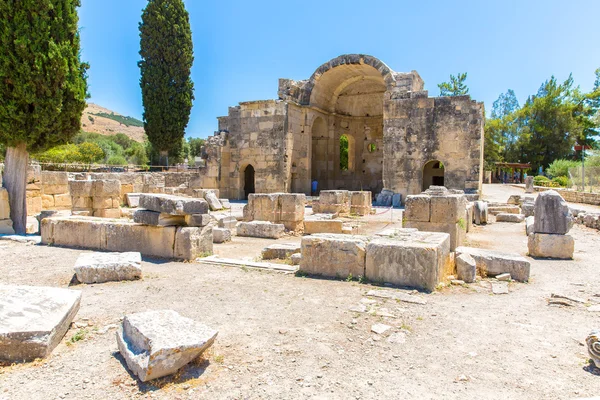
[568,166,600,193]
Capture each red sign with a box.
[574,145,592,151]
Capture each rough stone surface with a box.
[125,193,141,208]
[488,205,521,215]
[521,202,535,218]
[291,253,302,265]
[496,213,525,223]
[587,330,600,368]
[174,226,213,259]
[245,193,305,231]
[474,201,488,225]
[236,221,285,239]
[392,193,402,208]
[212,227,231,244]
[0,218,15,235]
[133,210,186,226]
[300,234,368,278]
[92,180,121,197]
[528,233,574,259]
[375,189,394,207]
[0,285,81,362]
[139,194,209,216]
[313,191,350,214]
[526,216,535,236]
[184,214,211,227]
[217,216,238,229]
[533,190,574,234]
[74,252,142,284]
[350,191,372,216]
[404,195,430,222]
[303,217,343,234]
[456,253,477,283]
[116,310,217,382]
[525,176,534,193]
[261,243,301,260]
[365,231,451,291]
[403,220,465,251]
[455,246,531,282]
[205,191,223,211]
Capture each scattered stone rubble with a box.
[455,246,530,282]
[74,252,142,284]
[0,285,81,362]
[116,310,217,382]
[528,190,574,259]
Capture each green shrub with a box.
[106,154,127,165]
[36,144,82,164]
[546,159,580,178]
[77,142,104,164]
[552,176,569,187]
[533,175,549,185]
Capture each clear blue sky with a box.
[79,0,600,139]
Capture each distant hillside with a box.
[81,103,145,143]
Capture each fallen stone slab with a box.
[219,199,231,209]
[455,246,531,282]
[197,255,297,272]
[116,310,217,382]
[533,190,574,234]
[586,330,600,368]
[528,233,574,259]
[0,285,81,362]
[237,221,285,239]
[217,216,238,229]
[205,191,223,211]
[366,289,427,305]
[139,194,209,216]
[74,252,142,284]
[261,243,301,260]
[496,273,511,281]
[488,205,521,215]
[551,293,585,304]
[496,213,525,223]
[303,217,343,234]
[300,234,368,278]
[212,227,231,244]
[456,253,476,283]
[133,210,186,226]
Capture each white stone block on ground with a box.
[125,193,141,208]
[365,231,451,291]
[212,227,231,244]
[219,199,231,209]
[116,310,217,382]
[236,221,285,239]
[261,243,301,260]
[205,191,223,211]
[217,216,238,229]
[139,194,209,216]
[175,226,213,259]
[496,213,525,223]
[528,233,574,259]
[133,210,186,226]
[300,234,368,278]
[456,246,530,282]
[74,252,142,284]
[456,253,476,283]
[533,190,573,234]
[0,285,81,362]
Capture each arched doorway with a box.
[423,160,445,191]
[244,165,255,199]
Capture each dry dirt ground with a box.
[1,185,600,399]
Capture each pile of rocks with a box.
[527,190,575,259]
[575,211,600,231]
[0,188,14,234]
[69,179,122,218]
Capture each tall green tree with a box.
[0,0,88,233]
[438,72,469,97]
[139,0,194,166]
[491,89,520,119]
[187,137,205,158]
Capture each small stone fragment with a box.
[496,273,511,281]
[371,324,392,335]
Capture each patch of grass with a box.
[214,354,224,364]
[401,322,412,332]
[457,218,466,230]
[67,328,88,345]
[295,270,308,278]
[346,273,354,282]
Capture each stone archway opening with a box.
[423,160,445,191]
[243,164,255,200]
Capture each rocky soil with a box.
[1,185,599,399]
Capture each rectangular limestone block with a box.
[0,189,9,220]
[236,221,285,239]
[212,227,231,244]
[27,196,42,215]
[120,183,134,198]
[350,191,372,216]
[42,184,69,196]
[74,252,142,284]
[0,285,81,362]
[528,233,574,259]
[139,194,209,216]
[246,193,279,221]
[403,220,465,251]
[430,194,467,224]
[72,196,93,209]
[184,214,211,227]
[93,209,121,219]
[261,243,301,260]
[134,210,186,226]
[69,181,93,197]
[42,171,68,186]
[303,218,343,234]
[53,193,72,208]
[404,195,431,222]
[93,196,116,210]
[42,217,106,249]
[92,180,122,197]
[313,190,350,215]
[365,231,452,292]
[42,194,55,209]
[533,190,574,235]
[488,205,521,215]
[104,222,177,259]
[300,234,368,278]
[126,193,141,208]
[174,226,213,260]
[455,246,531,282]
[279,194,306,227]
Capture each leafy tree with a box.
[36,144,82,164]
[438,73,469,97]
[125,142,149,166]
[107,154,127,166]
[187,137,205,158]
[546,159,580,178]
[0,0,88,233]
[139,0,194,166]
[112,133,134,150]
[77,142,104,164]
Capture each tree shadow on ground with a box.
[111,351,211,393]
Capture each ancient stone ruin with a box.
[527,190,575,259]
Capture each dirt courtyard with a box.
[1,185,599,399]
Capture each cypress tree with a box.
[0,0,88,234]
[139,0,194,166]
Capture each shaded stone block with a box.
[533,190,574,234]
[456,253,476,283]
[526,216,535,236]
[74,252,142,284]
[125,193,141,208]
[236,221,285,239]
[474,201,488,225]
[456,246,530,282]
[139,194,209,216]
[261,243,301,260]
[174,226,213,260]
[300,234,368,278]
[0,219,14,235]
[0,285,81,362]
[185,214,211,227]
[374,189,394,207]
[116,310,217,382]
[365,231,451,292]
[528,233,574,259]
[133,210,186,226]
[212,227,231,244]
